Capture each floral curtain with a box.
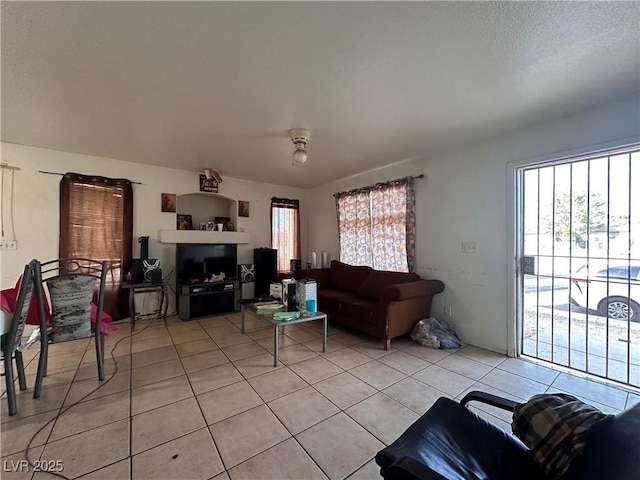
[405,177,416,271]
[334,176,416,272]
[335,191,372,267]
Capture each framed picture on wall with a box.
[161,193,176,212]
[238,200,250,217]
[177,214,193,230]
[199,174,218,193]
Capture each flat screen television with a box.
[177,244,237,284]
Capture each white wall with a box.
[0,143,309,313]
[308,94,640,354]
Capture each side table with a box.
[122,282,169,326]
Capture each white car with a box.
[570,262,640,322]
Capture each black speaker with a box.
[143,259,160,282]
[130,259,144,284]
[238,264,255,283]
[254,248,277,297]
[148,268,163,284]
[138,236,149,260]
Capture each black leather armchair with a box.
[375,391,640,480]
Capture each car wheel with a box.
[598,296,640,322]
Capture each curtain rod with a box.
[1,163,20,171]
[38,170,142,185]
[333,174,424,198]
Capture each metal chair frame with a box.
[33,258,109,398]
[2,260,37,415]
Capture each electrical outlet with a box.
[1,240,17,250]
[444,305,452,317]
[461,241,477,253]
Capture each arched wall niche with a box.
[177,192,238,230]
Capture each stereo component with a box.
[130,259,144,284]
[238,264,255,283]
[240,282,255,300]
[148,269,163,284]
[139,236,150,259]
[143,259,160,282]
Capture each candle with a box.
[310,252,317,269]
[321,251,330,268]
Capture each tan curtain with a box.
[334,176,416,272]
[271,197,301,274]
[60,173,133,320]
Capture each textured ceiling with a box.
[2,1,639,188]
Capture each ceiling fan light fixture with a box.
[292,145,308,163]
[289,128,310,164]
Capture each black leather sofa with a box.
[376,391,640,480]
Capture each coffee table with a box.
[240,303,327,366]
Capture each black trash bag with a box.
[410,317,464,349]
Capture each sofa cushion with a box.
[318,289,358,314]
[329,261,372,294]
[357,270,421,300]
[344,296,378,325]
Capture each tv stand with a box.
[178,280,240,321]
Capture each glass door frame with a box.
[507,137,639,359]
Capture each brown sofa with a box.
[294,260,445,349]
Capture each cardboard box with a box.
[297,279,317,311]
[269,283,282,299]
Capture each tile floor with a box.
[1,312,639,480]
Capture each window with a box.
[334,176,416,272]
[60,173,133,320]
[271,197,300,274]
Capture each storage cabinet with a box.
[178,281,240,321]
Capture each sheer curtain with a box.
[271,197,301,274]
[60,173,133,320]
[335,176,416,272]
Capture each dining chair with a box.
[33,258,109,398]
[1,260,37,415]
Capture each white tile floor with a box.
[1,312,639,480]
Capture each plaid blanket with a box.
[512,393,612,478]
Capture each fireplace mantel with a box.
[158,229,250,244]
